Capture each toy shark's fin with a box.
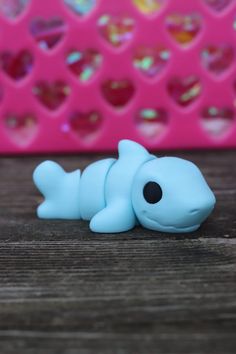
[118,140,150,159]
[33,161,81,220]
[90,200,136,233]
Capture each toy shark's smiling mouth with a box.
[143,212,200,233]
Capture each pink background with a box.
[0,0,236,154]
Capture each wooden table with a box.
[0,151,235,354]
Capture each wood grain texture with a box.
[0,151,235,354]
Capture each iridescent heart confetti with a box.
[33,81,70,111]
[136,108,168,138]
[5,113,37,146]
[166,13,202,46]
[202,45,234,75]
[30,17,66,51]
[133,0,164,15]
[0,0,29,19]
[66,49,102,82]
[168,76,202,107]
[201,106,234,137]
[64,0,96,16]
[0,50,33,81]
[102,79,135,107]
[66,111,102,139]
[98,14,135,48]
[134,46,170,78]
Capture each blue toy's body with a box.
[33,140,216,234]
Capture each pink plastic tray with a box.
[0,0,236,154]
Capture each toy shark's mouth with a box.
[143,213,200,233]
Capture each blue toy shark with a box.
[33,140,216,233]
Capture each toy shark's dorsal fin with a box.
[118,140,150,159]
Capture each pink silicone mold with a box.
[0,0,236,154]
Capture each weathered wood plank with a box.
[0,151,235,354]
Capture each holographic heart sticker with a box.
[0,50,33,81]
[66,49,102,82]
[133,0,165,15]
[136,108,168,138]
[166,13,202,46]
[5,113,38,146]
[134,46,170,78]
[30,17,66,51]
[168,76,202,107]
[98,14,135,48]
[64,0,96,16]
[67,111,103,140]
[201,45,234,75]
[33,81,71,111]
[0,0,29,19]
[102,79,135,108]
[201,106,234,137]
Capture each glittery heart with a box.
[101,79,135,107]
[0,50,33,81]
[204,0,232,12]
[5,113,37,146]
[0,0,29,19]
[67,111,102,139]
[132,0,164,15]
[201,45,234,75]
[30,17,66,51]
[33,81,70,111]
[64,0,96,16]
[136,108,168,138]
[98,15,135,48]
[134,46,170,78]
[168,76,202,107]
[66,49,102,82]
[201,107,234,137]
[166,13,202,46]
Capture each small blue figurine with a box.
[33,140,216,233]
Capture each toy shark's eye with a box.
[143,181,163,204]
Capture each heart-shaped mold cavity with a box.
[64,0,96,16]
[202,45,234,75]
[98,14,135,48]
[205,0,232,12]
[136,108,168,138]
[166,13,202,46]
[0,0,29,19]
[33,81,70,111]
[30,17,66,51]
[168,76,202,107]
[5,113,37,146]
[134,46,170,78]
[201,106,234,137]
[102,79,135,108]
[66,49,102,82]
[0,50,33,81]
[133,0,165,15]
[66,111,102,139]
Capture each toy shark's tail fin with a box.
[33,161,81,220]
